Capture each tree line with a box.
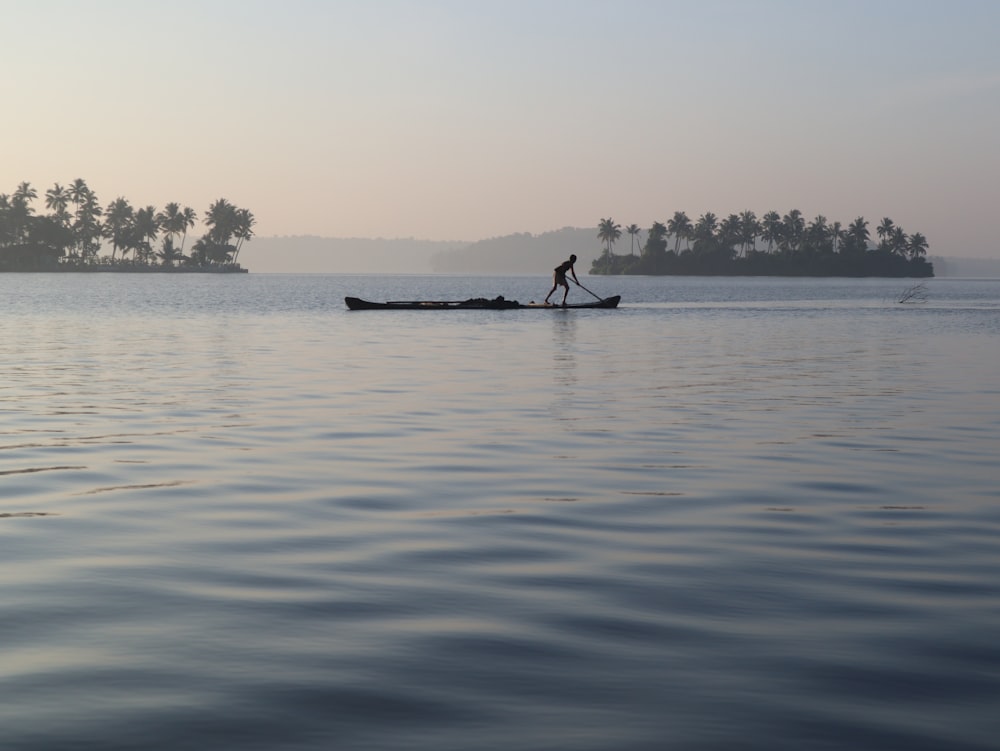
[592,210,933,277]
[0,179,255,271]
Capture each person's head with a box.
[569,254,577,262]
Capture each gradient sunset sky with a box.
[4,0,999,259]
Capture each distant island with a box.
[0,179,254,272]
[590,212,933,277]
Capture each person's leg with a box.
[544,273,562,303]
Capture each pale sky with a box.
[3,0,999,259]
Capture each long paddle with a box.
[575,280,605,302]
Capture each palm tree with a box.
[157,202,196,257]
[102,197,134,261]
[0,194,12,247]
[667,211,692,252]
[907,232,929,260]
[14,181,37,206]
[157,202,182,249]
[196,198,244,265]
[844,216,870,255]
[644,221,668,258]
[10,182,37,243]
[739,210,759,257]
[781,209,804,251]
[805,215,830,254]
[157,237,185,267]
[67,178,90,210]
[597,218,622,257]
[76,192,103,262]
[890,226,908,257]
[693,212,718,244]
[188,237,208,266]
[179,206,197,254]
[133,206,160,263]
[876,217,895,250]
[189,236,232,265]
[205,198,239,244]
[830,221,843,254]
[232,208,256,263]
[67,178,96,259]
[760,211,782,253]
[625,223,641,256]
[43,184,72,262]
[45,183,71,225]
[717,214,741,252]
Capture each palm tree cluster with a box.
[592,210,932,277]
[0,179,255,271]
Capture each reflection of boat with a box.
[345,295,621,311]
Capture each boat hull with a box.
[345,295,620,310]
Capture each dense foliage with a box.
[592,212,933,277]
[0,179,254,271]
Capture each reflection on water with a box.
[551,316,579,414]
[1,274,999,750]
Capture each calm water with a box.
[2,273,999,750]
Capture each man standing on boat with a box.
[544,254,579,306]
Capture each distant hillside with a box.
[240,236,465,273]
[239,231,606,273]
[930,256,1000,277]
[429,228,603,274]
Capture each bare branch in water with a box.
[898,282,928,304]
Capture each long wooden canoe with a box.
[345,295,620,310]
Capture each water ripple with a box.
[2,275,999,750]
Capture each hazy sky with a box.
[4,0,999,258]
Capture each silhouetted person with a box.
[544,254,579,305]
